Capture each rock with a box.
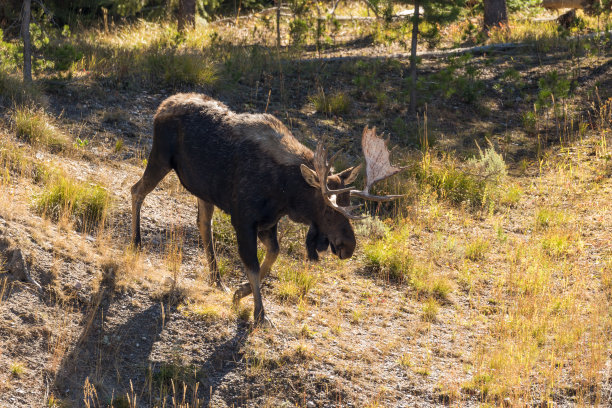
[306,401,316,408]
[5,246,29,280]
[0,239,43,291]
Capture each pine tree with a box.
[483,0,508,30]
[21,0,32,83]
[395,0,465,113]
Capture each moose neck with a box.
[284,163,324,226]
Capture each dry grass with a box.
[0,8,611,408]
[13,107,69,152]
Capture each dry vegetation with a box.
[0,3,611,407]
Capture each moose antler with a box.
[349,126,406,202]
[300,126,406,220]
[311,144,365,220]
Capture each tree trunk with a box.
[178,0,196,32]
[409,0,420,114]
[276,0,281,48]
[483,0,508,30]
[21,0,32,83]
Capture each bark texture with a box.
[409,1,420,114]
[484,0,508,29]
[21,0,32,83]
[178,0,196,32]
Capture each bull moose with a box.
[131,93,405,325]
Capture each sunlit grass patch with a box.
[0,138,52,184]
[364,238,413,282]
[10,362,24,377]
[535,208,567,230]
[181,301,223,322]
[13,107,68,151]
[34,173,110,228]
[310,90,352,116]
[421,297,440,322]
[276,261,317,303]
[73,22,219,88]
[145,51,218,87]
[467,231,609,404]
[282,343,314,362]
[541,232,574,258]
[500,184,523,207]
[465,237,490,261]
[410,264,453,301]
[407,162,493,208]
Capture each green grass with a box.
[34,174,110,228]
[409,163,492,208]
[364,238,413,282]
[535,208,566,230]
[13,107,68,151]
[145,51,218,87]
[276,265,317,303]
[421,298,440,322]
[500,184,523,207]
[310,91,352,116]
[541,233,571,258]
[465,238,490,261]
[10,362,24,377]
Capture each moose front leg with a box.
[233,225,279,304]
[233,222,266,326]
[306,224,329,261]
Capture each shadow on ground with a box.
[52,265,250,407]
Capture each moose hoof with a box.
[254,314,275,329]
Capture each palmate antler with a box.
[352,126,406,201]
[301,126,406,220]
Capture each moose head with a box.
[301,126,406,261]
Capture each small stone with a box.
[306,401,315,408]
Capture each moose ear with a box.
[300,164,319,188]
[336,164,362,185]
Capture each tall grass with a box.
[13,107,68,151]
[34,174,110,228]
[72,22,219,88]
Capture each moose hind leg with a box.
[233,225,279,302]
[197,198,226,291]
[131,162,170,247]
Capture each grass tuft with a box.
[34,174,110,228]
[276,264,317,303]
[465,238,490,261]
[10,362,24,377]
[310,90,352,116]
[13,107,68,151]
[421,298,440,322]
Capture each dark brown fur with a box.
[131,93,358,325]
